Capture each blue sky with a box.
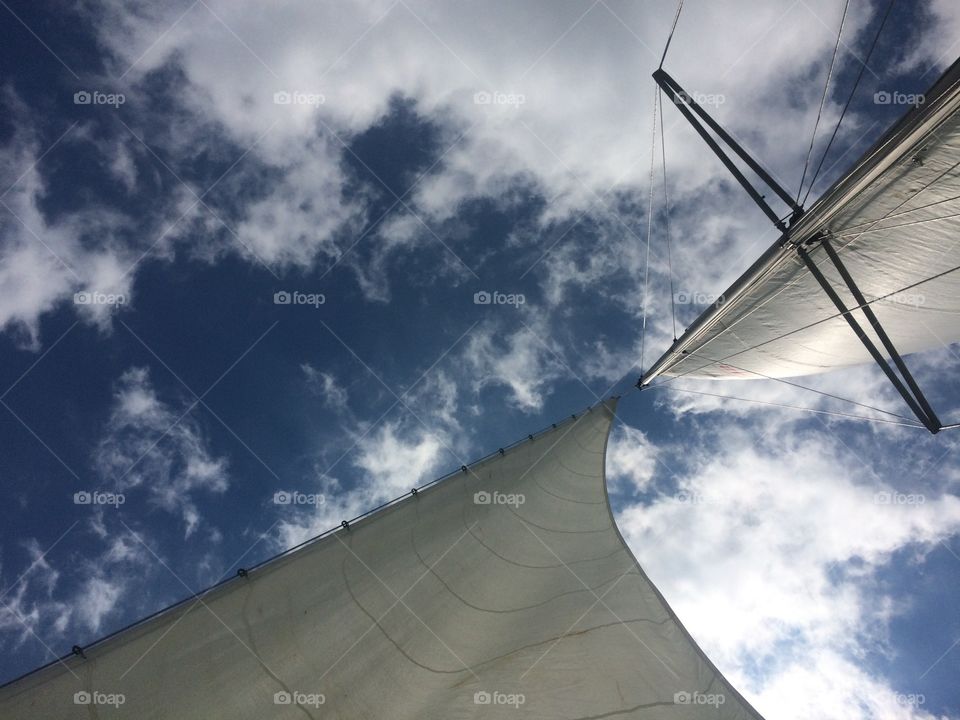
[1,0,959,717]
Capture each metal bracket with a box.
[798,236,941,433]
[654,68,803,232]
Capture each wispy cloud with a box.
[95,367,229,538]
[301,363,349,409]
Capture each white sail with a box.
[0,400,762,719]
[643,59,960,383]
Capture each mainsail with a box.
[0,400,762,718]
[642,59,960,393]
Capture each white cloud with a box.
[416,370,460,428]
[72,577,123,634]
[352,421,444,496]
[275,418,447,548]
[0,523,153,648]
[752,650,946,720]
[0,581,49,647]
[609,419,960,720]
[0,107,143,348]
[301,363,349,409]
[5,0,959,350]
[21,539,61,597]
[233,136,364,269]
[465,320,567,412]
[0,540,65,646]
[347,211,440,303]
[656,361,916,433]
[274,364,467,549]
[606,423,658,493]
[95,367,229,537]
[77,0,951,310]
[896,0,960,74]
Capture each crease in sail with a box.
[0,400,764,719]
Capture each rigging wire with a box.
[836,182,960,235]
[640,85,659,374]
[826,149,960,245]
[673,350,920,422]
[796,0,850,205]
[802,0,896,206]
[659,0,685,69]
[658,86,679,341]
[646,158,960,385]
[824,154,960,263]
[644,0,946,424]
[647,385,926,428]
[650,260,960,392]
[831,206,960,238]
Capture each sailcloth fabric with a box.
[0,400,762,719]
[643,58,960,382]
